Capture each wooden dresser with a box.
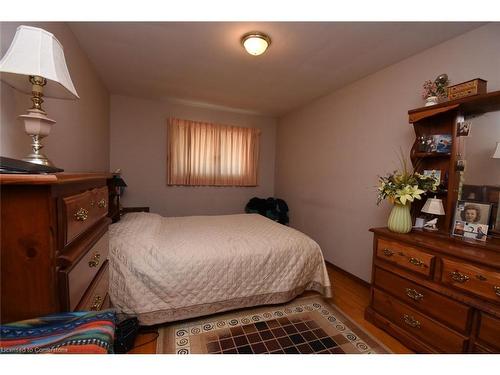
[0,173,112,323]
[365,227,500,353]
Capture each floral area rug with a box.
[156,295,390,354]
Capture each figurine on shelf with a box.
[417,135,427,152]
[421,74,449,107]
[423,218,439,231]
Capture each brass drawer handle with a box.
[88,253,101,268]
[382,248,394,257]
[90,295,103,311]
[402,314,421,328]
[405,288,424,301]
[450,271,470,283]
[408,257,424,267]
[98,199,107,209]
[494,286,500,297]
[74,207,89,221]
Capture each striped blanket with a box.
[0,310,116,354]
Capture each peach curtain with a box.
[167,118,260,186]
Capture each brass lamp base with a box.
[18,76,59,169]
[19,107,57,169]
[22,149,55,167]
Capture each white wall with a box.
[463,118,500,186]
[110,95,276,216]
[0,22,110,172]
[275,23,500,282]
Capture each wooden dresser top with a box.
[371,227,500,255]
[0,173,112,185]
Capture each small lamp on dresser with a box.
[421,197,445,231]
[108,173,128,223]
[0,25,79,168]
[492,142,500,159]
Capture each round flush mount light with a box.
[241,32,271,56]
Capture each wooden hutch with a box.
[365,91,500,353]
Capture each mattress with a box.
[108,213,331,325]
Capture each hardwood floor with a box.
[324,264,412,353]
[128,263,412,354]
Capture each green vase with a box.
[387,203,412,234]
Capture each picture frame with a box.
[456,159,466,172]
[423,169,441,184]
[452,200,492,226]
[456,121,472,137]
[462,222,489,242]
[491,192,500,237]
[433,134,452,153]
[452,220,465,236]
[426,136,436,152]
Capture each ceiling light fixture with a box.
[241,32,271,56]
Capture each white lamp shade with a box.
[0,25,79,99]
[421,197,445,216]
[492,142,500,159]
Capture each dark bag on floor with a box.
[245,197,289,225]
[114,317,140,354]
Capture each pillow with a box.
[0,310,116,354]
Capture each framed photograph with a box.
[463,223,489,242]
[423,169,441,184]
[452,200,492,226]
[433,134,452,153]
[495,204,500,233]
[456,121,472,137]
[492,192,500,236]
[426,136,437,152]
[452,220,465,236]
[452,220,489,242]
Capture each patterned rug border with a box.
[321,299,392,354]
[156,295,392,354]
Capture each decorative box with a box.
[447,78,487,100]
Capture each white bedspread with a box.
[109,213,331,325]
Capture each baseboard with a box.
[324,260,371,289]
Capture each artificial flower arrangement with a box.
[421,74,449,100]
[377,157,439,206]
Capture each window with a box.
[167,118,260,186]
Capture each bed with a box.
[108,212,331,325]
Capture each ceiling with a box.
[69,22,483,116]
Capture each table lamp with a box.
[421,197,445,231]
[493,142,500,159]
[0,25,79,167]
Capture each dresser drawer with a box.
[68,231,109,310]
[477,313,500,351]
[76,260,109,311]
[372,288,467,353]
[373,267,471,333]
[441,258,500,303]
[63,186,109,245]
[376,237,435,277]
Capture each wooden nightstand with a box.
[1,173,112,323]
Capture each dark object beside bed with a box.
[245,197,289,224]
